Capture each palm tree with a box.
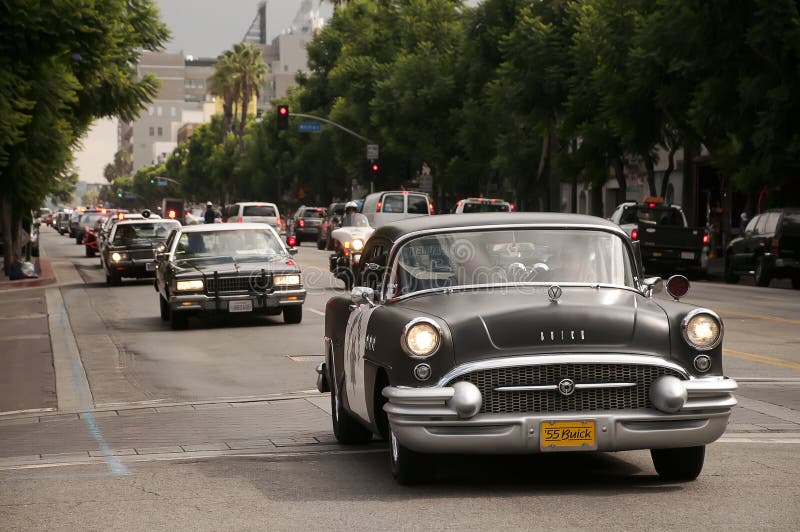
[209,50,240,137]
[230,43,268,137]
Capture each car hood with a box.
[396,287,670,363]
[172,256,297,276]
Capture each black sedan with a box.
[154,223,306,330]
[102,218,180,285]
[318,213,738,484]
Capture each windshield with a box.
[174,229,285,260]
[387,229,634,298]
[242,205,276,217]
[462,202,510,213]
[341,213,370,227]
[621,206,684,226]
[81,213,103,227]
[113,222,179,244]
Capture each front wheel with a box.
[85,246,95,258]
[169,307,188,330]
[106,271,121,286]
[75,235,82,245]
[651,445,705,481]
[330,370,372,444]
[390,431,428,485]
[754,256,772,287]
[283,305,303,324]
[316,238,325,250]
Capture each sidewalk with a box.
[0,256,58,290]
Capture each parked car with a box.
[154,223,305,329]
[223,202,284,235]
[724,208,800,288]
[318,212,738,484]
[74,211,105,245]
[318,202,347,250]
[361,190,433,228]
[101,216,180,286]
[452,197,513,213]
[610,198,709,277]
[55,209,72,234]
[292,205,326,243]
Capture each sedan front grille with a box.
[447,363,685,414]
[206,275,270,294]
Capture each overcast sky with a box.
[74,0,332,183]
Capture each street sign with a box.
[298,122,321,133]
[366,144,379,160]
[124,193,137,199]
[157,179,168,187]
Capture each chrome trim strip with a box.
[387,282,644,304]
[495,385,557,392]
[495,382,637,392]
[681,308,724,351]
[380,223,641,301]
[436,354,689,387]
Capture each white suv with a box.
[223,202,285,235]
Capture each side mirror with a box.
[642,277,663,298]
[288,248,298,255]
[350,286,376,308]
[155,252,167,261]
[155,242,167,253]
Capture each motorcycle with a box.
[329,213,374,290]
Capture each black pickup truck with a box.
[611,200,709,277]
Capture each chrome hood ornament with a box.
[548,284,562,303]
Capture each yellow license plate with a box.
[652,251,662,257]
[540,420,596,450]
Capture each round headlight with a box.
[682,310,722,350]
[402,319,441,358]
[111,252,122,262]
[352,239,364,251]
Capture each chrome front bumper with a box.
[170,288,306,312]
[383,376,737,454]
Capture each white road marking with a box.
[308,308,325,316]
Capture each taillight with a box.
[237,216,243,223]
[298,219,305,228]
[631,229,639,240]
[429,203,434,215]
[702,233,709,245]
[287,236,297,247]
[377,201,382,212]
[770,238,780,255]
[509,204,515,212]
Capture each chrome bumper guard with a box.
[382,376,738,454]
[170,288,306,311]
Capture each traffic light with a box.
[162,198,184,222]
[117,192,122,198]
[370,160,380,178]
[277,105,289,130]
[149,178,155,184]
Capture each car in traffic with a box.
[55,209,72,234]
[37,207,54,226]
[725,208,800,288]
[223,202,285,235]
[317,212,738,484]
[452,197,513,213]
[610,197,709,277]
[292,205,326,243]
[318,201,347,250]
[101,215,180,285]
[82,213,109,257]
[154,223,306,329]
[361,190,433,228]
[68,208,88,238]
[74,211,105,245]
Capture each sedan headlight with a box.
[681,310,722,350]
[351,239,364,251]
[401,318,441,358]
[176,279,204,291]
[274,274,301,286]
[110,252,127,262]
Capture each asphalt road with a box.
[0,227,797,530]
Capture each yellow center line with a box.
[724,348,800,372]
[712,308,800,326]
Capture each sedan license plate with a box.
[651,251,662,257]
[681,251,695,260]
[228,300,253,313]
[541,420,596,450]
[145,262,155,271]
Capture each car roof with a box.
[230,201,278,206]
[366,190,430,199]
[178,223,276,233]
[373,212,623,242]
[115,218,176,226]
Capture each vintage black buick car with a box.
[101,216,180,286]
[154,223,305,329]
[318,213,738,484]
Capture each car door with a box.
[732,216,759,270]
[343,298,377,422]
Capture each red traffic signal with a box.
[277,105,289,130]
[161,199,184,223]
[370,161,380,176]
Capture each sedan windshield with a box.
[174,229,285,260]
[388,229,634,297]
[113,222,179,244]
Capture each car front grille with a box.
[129,249,154,261]
[206,275,271,294]
[447,363,685,414]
